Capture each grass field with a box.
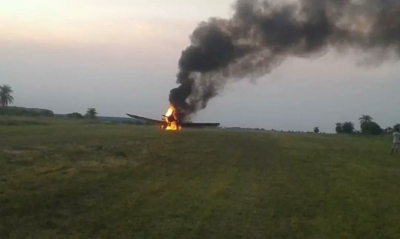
[1,118,400,239]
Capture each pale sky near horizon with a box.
[1,0,399,133]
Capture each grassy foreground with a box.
[1,119,400,238]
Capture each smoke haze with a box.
[169,0,400,120]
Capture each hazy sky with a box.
[1,0,399,133]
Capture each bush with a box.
[66,112,83,119]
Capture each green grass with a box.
[1,119,399,238]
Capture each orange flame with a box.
[162,105,182,131]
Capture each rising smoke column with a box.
[169,0,400,120]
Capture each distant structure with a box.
[2,106,54,116]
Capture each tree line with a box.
[335,115,399,135]
[0,85,98,119]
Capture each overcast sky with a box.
[1,0,399,133]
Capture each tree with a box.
[341,122,355,134]
[0,85,14,107]
[359,115,373,128]
[335,123,343,134]
[394,124,400,132]
[314,127,320,134]
[361,121,383,135]
[86,108,97,119]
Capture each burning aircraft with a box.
[130,0,400,130]
[126,105,220,131]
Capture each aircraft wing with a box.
[126,113,220,128]
[126,114,165,125]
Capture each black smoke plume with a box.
[169,0,400,120]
